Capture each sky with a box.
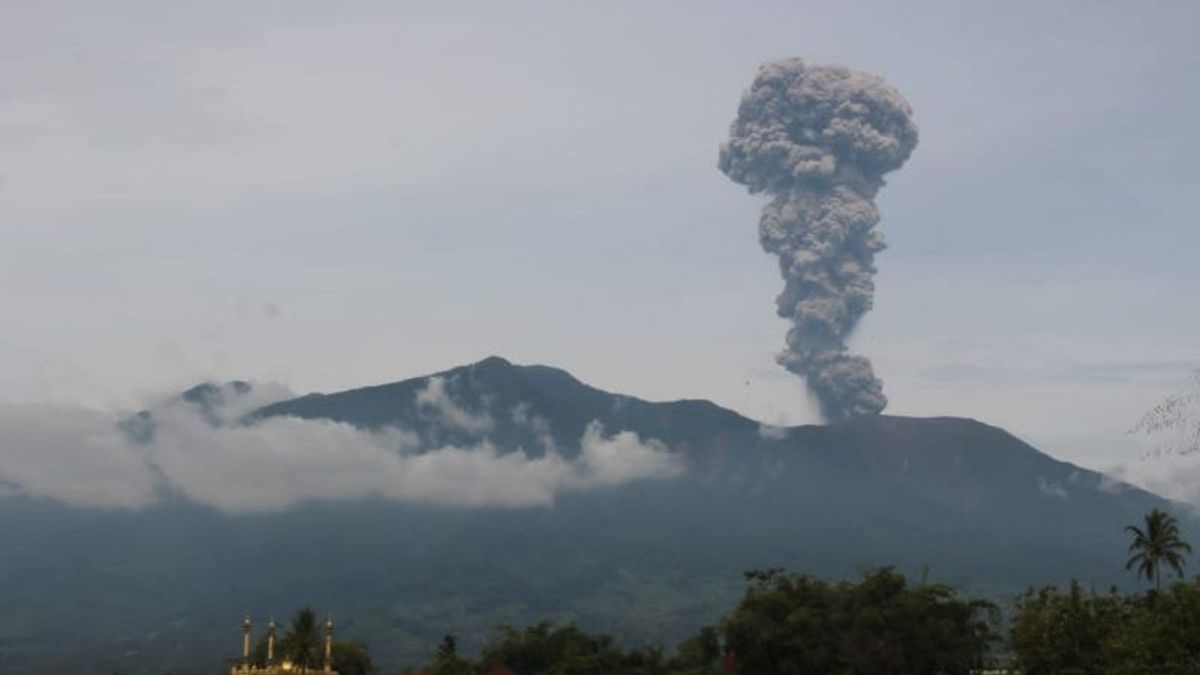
[2,0,1198,494]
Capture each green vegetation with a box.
[400,567,998,675]
[1006,508,1197,674]
[1011,578,1200,674]
[189,510,1189,674]
[246,608,376,675]
[723,568,996,675]
[388,509,1195,674]
[1009,582,1126,674]
[1125,508,1192,589]
[392,571,1200,675]
[280,608,323,671]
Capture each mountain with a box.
[0,357,1185,674]
[252,355,1170,583]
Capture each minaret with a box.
[241,616,253,667]
[323,615,334,672]
[267,616,276,664]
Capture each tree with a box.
[331,641,375,675]
[721,568,997,674]
[436,634,458,660]
[280,607,322,672]
[1010,581,1128,675]
[669,626,722,675]
[477,622,628,675]
[1104,578,1200,675]
[428,633,472,675]
[1125,508,1192,589]
[1012,576,1200,674]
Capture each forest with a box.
[206,508,1198,675]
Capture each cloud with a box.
[1037,476,1068,500]
[0,405,159,508]
[0,384,682,513]
[1096,469,1132,495]
[416,376,494,434]
[1110,451,1200,509]
[757,424,789,441]
[512,402,557,453]
[574,422,683,487]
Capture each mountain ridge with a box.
[0,356,1188,674]
[248,356,1152,512]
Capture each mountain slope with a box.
[0,356,1185,674]
[253,355,1171,583]
[252,355,758,457]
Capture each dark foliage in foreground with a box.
[176,570,1200,675]
[723,568,997,675]
[1012,578,1200,675]
[242,607,376,675]
[403,567,998,675]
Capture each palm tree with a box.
[281,607,321,672]
[1125,508,1192,589]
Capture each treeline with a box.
[404,567,999,675]
[401,571,1200,675]
[1012,580,1200,674]
[231,570,1200,675]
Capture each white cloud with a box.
[757,424,789,441]
[574,422,684,487]
[512,402,557,453]
[1097,469,1132,495]
[1037,476,1068,500]
[0,386,682,513]
[0,405,158,509]
[416,376,494,434]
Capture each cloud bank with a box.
[0,384,683,513]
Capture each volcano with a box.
[0,357,1182,673]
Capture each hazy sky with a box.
[3,0,1198,483]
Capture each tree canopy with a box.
[1011,577,1200,674]
[722,568,996,675]
[403,568,996,675]
[1125,508,1192,588]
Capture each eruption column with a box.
[719,59,917,423]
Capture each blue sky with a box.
[2,0,1198,487]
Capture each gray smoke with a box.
[719,58,918,422]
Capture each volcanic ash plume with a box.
[719,58,917,423]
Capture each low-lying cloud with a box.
[1037,476,1068,500]
[416,376,495,434]
[0,384,683,513]
[0,404,160,509]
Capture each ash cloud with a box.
[720,58,917,422]
[0,383,682,513]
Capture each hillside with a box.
[0,356,1183,674]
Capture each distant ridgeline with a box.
[0,357,1190,673]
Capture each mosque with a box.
[229,615,338,675]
